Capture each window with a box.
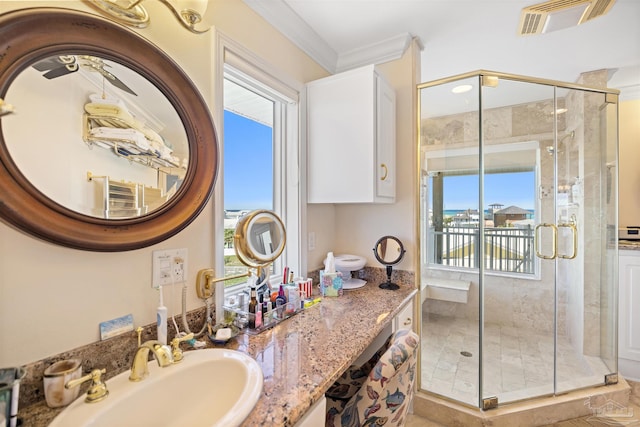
[223,77,275,286]
[423,142,539,276]
[213,33,303,317]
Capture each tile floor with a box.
[420,313,611,406]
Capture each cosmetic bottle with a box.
[276,284,287,305]
[248,287,258,329]
[260,294,268,318]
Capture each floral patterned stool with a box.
[325,329,420,427]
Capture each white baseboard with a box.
[619,357,640,382]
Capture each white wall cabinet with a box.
[619,250,640,381]
[307,64,396,204]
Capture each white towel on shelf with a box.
[89,93,129,112]
[90,127,150,152]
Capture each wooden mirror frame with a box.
[0,8,218,251]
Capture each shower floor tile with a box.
[421,313,611,406]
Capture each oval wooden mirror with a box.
[0,8,218,251]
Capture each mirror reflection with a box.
[3,53,188,219]
[373,235,406,290]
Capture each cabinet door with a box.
[394,299,414,332]
[307,68,375,203]
[620,253,640,362]
[376,75,396,201]
[294,396,326,427]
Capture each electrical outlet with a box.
[308,231,316,251]
[152,248,188,288]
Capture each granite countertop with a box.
[23,281,416,426]
[232,282,416,426]
[619,240,640,251]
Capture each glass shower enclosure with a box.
[418,70,619,408]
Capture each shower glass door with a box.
[479,76,556,405]
[419,76,481,407]
[418,71,619,410]
[554,87,618,394]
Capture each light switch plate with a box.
[152,248,188,288]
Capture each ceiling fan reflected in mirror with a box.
[32,55,137,96]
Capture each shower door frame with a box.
[416,70,620,410]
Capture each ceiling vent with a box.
[518,0,616,35]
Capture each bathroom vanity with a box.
[229,281,416,426]
[20,279,416,426]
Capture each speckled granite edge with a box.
[619,242,640,251]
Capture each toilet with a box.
[323,254,367,289]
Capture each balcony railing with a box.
[429,226,535,274]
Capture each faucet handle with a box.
[136,326,143,347]
[170,333,194,363]
[65,368,109,403]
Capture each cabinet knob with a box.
[380,163,388,181]
[403,318,412,326]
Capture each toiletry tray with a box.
[223,301,305,335]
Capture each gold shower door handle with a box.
[380,163,388,181]
[535,223,557,260]
[557,222,578,259]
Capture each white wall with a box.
[619,99,640,228]
[0,0,327,367]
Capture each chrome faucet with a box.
[129,340,173,382]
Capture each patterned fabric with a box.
[325,329,419,427]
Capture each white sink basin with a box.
[49,348,263,427]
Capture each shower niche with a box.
[417,70,619,412]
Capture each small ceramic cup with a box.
[43,359,82,408]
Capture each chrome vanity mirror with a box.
[0,8,218,251]
[234,210,286,271]
[373,235,406,290]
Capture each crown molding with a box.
[335,32,416,73]
[243,0,419,75]
[243,0,338,73]
[619,84,640,101]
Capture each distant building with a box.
[452,208,479,227]
[489,203,504,213]
[493,205,532,227]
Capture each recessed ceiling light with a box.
[556,108,568,114]
[452,84,473,94]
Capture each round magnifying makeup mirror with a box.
[373,235,406,290]
[234,210,286,273]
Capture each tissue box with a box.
[320,270,343,297]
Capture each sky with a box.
[441,171,535,210]
[223,110,273,210]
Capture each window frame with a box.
[422,141,542,280]
[212,30,304,322]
